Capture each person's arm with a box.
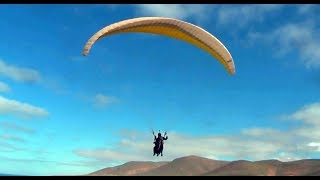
[152,130,156,141]
[163,132,168,140]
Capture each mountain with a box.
[87,156,320,176]
[88,161,168,176]
[276,159,320,176]
[136,155,228,176]
[203,159,282,176]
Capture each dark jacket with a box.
[154,135,168,146]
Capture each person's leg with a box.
[160,145,163,156]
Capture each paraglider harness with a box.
[152,130,168,156]
[152,129,167,151]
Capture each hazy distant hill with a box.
[203,159,282,176]
[88,161,168,176]
[87,155,320,176]
[136,155,228,176]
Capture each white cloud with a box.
[0,95,49,119]
[124,4,320,69]
[285,103,320,141]
[0,122,35,134]
[244,102,320,153]
[0,134,26,143]
[93,94,118,108]
[289,103,320,125]
[0,141,24,152]
[74,131,284,163]
[0,60,41,82]
[0,155,103,176]
[74,148,145,163]
[74,128,286,163]
[39,76,69,96]
[75,102,320,163]
[248,20,320,69]
[217,4,284,28]
[308,142,320,152]
[0,155,94,167]
[273,151,308,162]
[241,127,281,137]
[134,4,212,22]
[240,127,296,146]
[297,4,318,15]
[0,81,10,93]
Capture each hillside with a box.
[87,156,320,176]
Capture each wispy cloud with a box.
[109,4,285,27]
[308,142,320,152]
[242,102,320,153]
[0,59,70,96]
[74,148,145,163]
[0,155,109,175]
[0,134,26,143]
[285,103,320,141]
[0,81,10,93]
[0,155,94,167]
[288,103,320,125]
[93,94,118,108]
[134,4,212,22]
[0,95,49,119]
[241,128,287,141]
[74,102,320,163]
[217,4,284,28]
[74,132,282,163]
[274,152,308,162]
[0,59,41,82]
[0,141,24,152]
[248,20,320,69]
[0,122,35,134]
[297,4,319,15]
[40,76,69,96]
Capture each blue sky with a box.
[0,4,320,175]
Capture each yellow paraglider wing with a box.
[83,17,235,75]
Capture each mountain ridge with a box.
[87,155,320,176]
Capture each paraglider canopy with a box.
[82,17,235,75]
